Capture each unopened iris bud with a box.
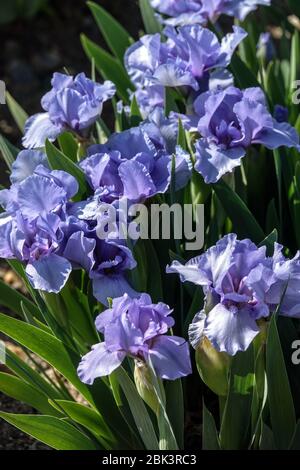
[134,360,160,414]
[257,32,275,63]
[195,337,231,397]
[255,319,268,348]
[189,310,231,396]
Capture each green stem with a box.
[219,395,227,424]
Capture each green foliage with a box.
[87,2,133,64]
[81,34,133,102]
[1,0,300,453]
[266,313,296,449]
[139,0,162,34]
[6,92,28,133]
[0,412,98,450]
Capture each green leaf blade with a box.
[139,0,162,34]
[88,1,133,63]
[213,179,265,244]
[0,372,60,416]
[114,367,159,450]
[0,312,94,405]
[81,34,133,102]
[0,412,97,450]
[6,92,28,133]
[266,313,296,449]
[45,139,88,200]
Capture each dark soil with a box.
[0,392,50,450]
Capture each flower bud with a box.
[134,360,160,414]
[257,319,268,344]
[256,32,275,63]
[195,337,231,396]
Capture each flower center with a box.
[214,120,242,147]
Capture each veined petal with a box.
[10,150,49,184]
[188,310,206,349]
[194,139,246,183]
[118,160,156,201]
[0,217,15,258]
[125,34,162,88]
[166,259,210,285]
[77,342,125,384]
[22,113,62,149]
[48,170,79,199]
[253,121,300,150]
[203,303,259,356]
[26,254,71,293]
[153,62,199,90]
[216,26,247,68]
[231,0,271,21]
[17,175,67,220]
[63,231,96,272]
[148,335,192,379]
[234,98,273,147]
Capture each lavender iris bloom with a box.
[63,223,137,306]
[151,0,271,26]
[66,194,138,305]
[125,25,246,91]
[0,150,137,301]
[0,152,80,292]
[23,72,116,148]
[72,120,191,303]
[80,123,191,202]
[125,25,246,115]
[192,86,300,183]
[77,293,192,384]
[167,234,300,356]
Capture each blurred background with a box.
[0,0,299,450]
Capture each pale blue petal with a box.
[77,342,125,384]
[194,139,246,183]
[26,254,71,293]
[203,303,260,356]
[22,113,62,149]
[188,310,206,349]
[93,274,139,306]
[148,335,192,379]
[10,150,49,184]
[63,231,95,272]
[118,160,156,201]
[253,121,300,150]
[153,62,199,90]
[17,175,67,220]
[0,217,14,258]
[216,26,248,68]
